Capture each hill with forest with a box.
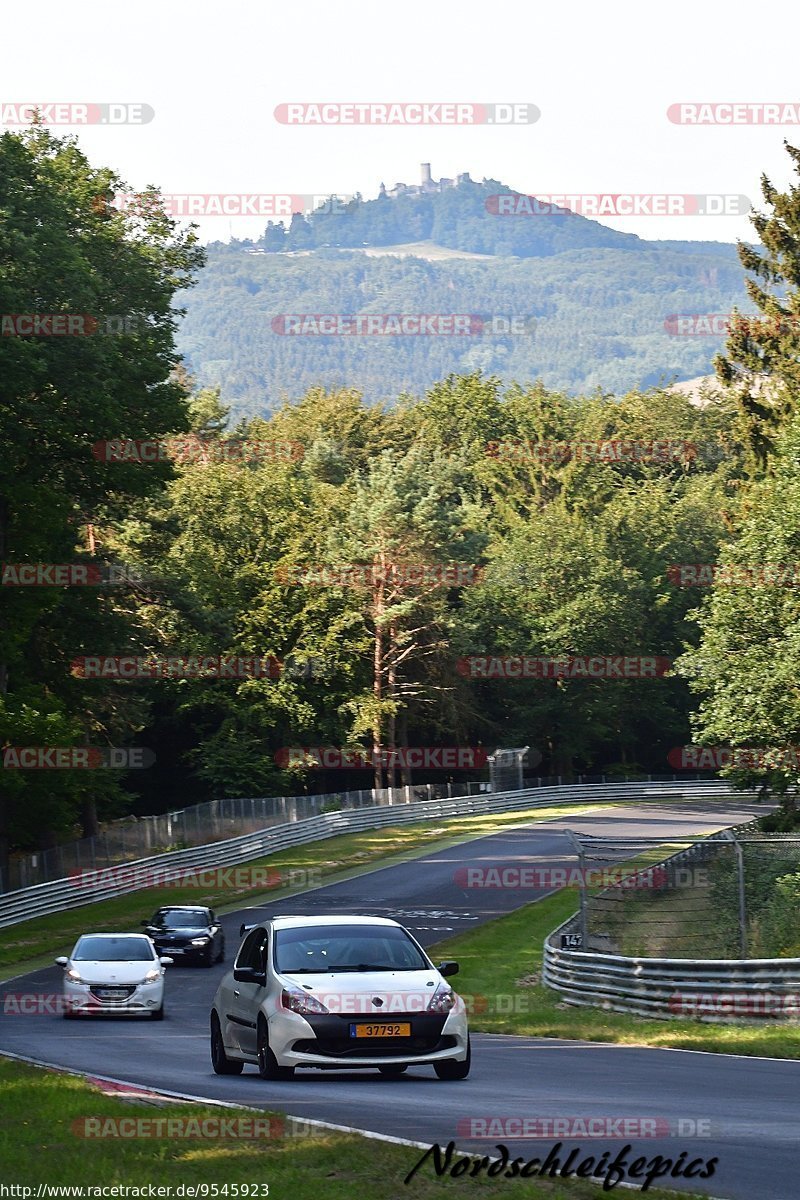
[176,173,750,419]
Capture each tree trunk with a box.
[372,565,385,791]
[0,494,10,887]
[387,619,397,789]
[399,709,412,786]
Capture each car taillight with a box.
[427,984,455,1013]
[281,987,329,1016]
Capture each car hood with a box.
[280,968,454,1015]
[69,961,158,983]
[152,927,208,936]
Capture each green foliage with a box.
[178,222,748,419]
[715,142,800,470]
[0,127,204,854]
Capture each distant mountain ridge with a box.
[176,167,751,418]
[256,165,653,258]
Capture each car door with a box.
[207,909,222,957]
[227,926,269,1056]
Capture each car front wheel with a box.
[211,1014,243,1075]
[257,1018,294,1081]
[434,1037,471,1081]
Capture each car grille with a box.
[89,986,136,1002]
[291,1035,457,1058]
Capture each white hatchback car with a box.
[55,933,172,1019]
[210,915,470,1079]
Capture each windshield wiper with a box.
[279,967,329,973]
[326,963,406,972]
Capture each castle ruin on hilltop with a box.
[379,163,472,200]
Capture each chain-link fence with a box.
[568,825,800,959]
[2,779,492,894]
[1,767,730,895]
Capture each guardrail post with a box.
[734,834,748,958]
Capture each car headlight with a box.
[66,968,83,983]
[427,984,456,1014]
[143,968,161,983]
[190,937,211,946]
[281,987,329,1016]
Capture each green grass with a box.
[428,891,800,1058]
[0,801,617,979]
[0,1058,708,1198]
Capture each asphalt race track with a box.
[2,799,798,1200]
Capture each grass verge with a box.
[428,891,800,1058]
[0,800,618,979]
[0,1057,706,1198]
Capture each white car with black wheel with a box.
[210,915,470,1080]
[55,933,172,1019]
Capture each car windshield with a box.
[153,910,208,928]
[73,936,155,962]
[274,924,429,973]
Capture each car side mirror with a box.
[141,920,150,927]
[159,957,174,966]
[233,966,266,986]
[54,956,68,967]
[239,923,255,938]
[438,960,459,978]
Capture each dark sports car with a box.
[142,906,225,966]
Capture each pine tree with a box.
[715,142,800,471]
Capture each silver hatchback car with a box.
[210,915,470,1079]
[56,932,173,1019]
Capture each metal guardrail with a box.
[0,779,735,929]
[543,814,800,1022]
[542,934,800,1021]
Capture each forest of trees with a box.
[178,239,749,417]
[3,129,800,877]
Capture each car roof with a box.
[155,905,209,912]
[76,932,153,939]
[268,915,402,929]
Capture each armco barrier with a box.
[0,779,737,929]
[542,931,800,1021]
[542,816,800,1022]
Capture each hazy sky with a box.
[4,0,799,244]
